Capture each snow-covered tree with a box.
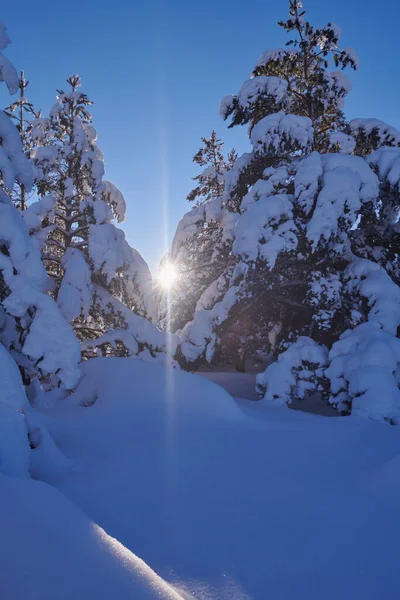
[0,20,82,478]
[157,198,236,333]
[0,28,80,391]
[173,0,400,421]
[176,1,358,365]
[187,131,237,206]
[30,75,175,363]
[4,70,39,209]
[158,133,237,333]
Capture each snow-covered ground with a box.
[0,474,183,600]
[199,371,339,416]
[199,370,260,400]
[7,357,395,600]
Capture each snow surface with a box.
[0,344,30,478]
[0,474,184,600]
[24,357,400,600]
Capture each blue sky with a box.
[1,0,399,271]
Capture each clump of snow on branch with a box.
[306,153,379,248]
[256,337,328,405]
[100,180,126,223]
[57,249,93,323]
[345,258,400,334]
[0,21,18,94]
[81,287,177,364]
[0,111,33,191]
[22,194,55,232]
[241,166,290,210]
[250,112,313,154]
[254,47,300,70]
[233,194,297,268]
[222,152,254,202]
[236,76,288,109]
[179,284,241,364]
[351,118,400,150]
[368,146,400,189]
[329,131,356,154]
[307,271,342,331]
[219,95,235,120]
[343,47,360,69]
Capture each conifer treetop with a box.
[187,130,236,206]
[221,0,359,151]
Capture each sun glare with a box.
[159,262,177,289]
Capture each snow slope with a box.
[0,474,184,600]
[35,358,400,600]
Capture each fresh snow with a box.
[256,337,328,404]
[250,112,314,154]
[351,118,400,148]
[233,193,297,268]
[20,357,400,600]
[0,345,30,478]
[0,21,18,94]
[236,76,288,109]
[0,474,184,600]
[369,145,400,189]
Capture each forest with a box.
[1,2,400,599]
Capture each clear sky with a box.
[1,0,399,272]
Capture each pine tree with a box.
[0,19,81,477]
[31,75,173,362]
[4,71,39,209]
[178,0,359,366]
[187,131,235,206]
[223,1,357,144]
[159,133,236,333]
[175,1,400,422]
[0,27,80,391]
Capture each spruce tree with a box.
[0,28,80,391]
[159,133,236,333]
[4,71,39,209]
[179,0,359,367]
[175,1,400,422]
[187,130,235,206]
[0,19,82,478]
[31,75,173,361]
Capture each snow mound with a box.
[71,357,242,422]
[40,358,400,600]
[0,474,184,600]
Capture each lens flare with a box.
[158,262,177,289]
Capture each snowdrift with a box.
[35,358,400,600]
[0,473,184,600]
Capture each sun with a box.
[158,262,178,289]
